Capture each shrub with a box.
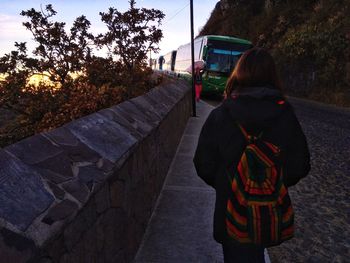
[0,1,164,147]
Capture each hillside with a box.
[200,0,350,106]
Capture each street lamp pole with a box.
[190,0,196,117]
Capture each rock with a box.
[42,200,79,225]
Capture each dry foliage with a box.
[0,1,164,147]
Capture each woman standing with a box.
[195,67,203,102]
[193,48,310,263]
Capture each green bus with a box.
[174,35,253,96]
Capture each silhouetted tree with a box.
[20,4,94,85]
[0,4,96,125]
[98,0,165,70]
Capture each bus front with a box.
[202,36,253,96]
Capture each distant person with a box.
[195,67,203,102]
[158,56,165,70]
[193,48,310,263]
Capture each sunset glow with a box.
[0,0,217,57]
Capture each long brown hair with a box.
[224,48,283,98]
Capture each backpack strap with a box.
[237,124,249,140]
[237,123,263,144]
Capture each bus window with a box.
[207,49,242,74]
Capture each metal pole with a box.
[190,0,196,117]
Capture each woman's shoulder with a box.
[206,103,231,123]
[202,103,239,137]
[204,97,298,126]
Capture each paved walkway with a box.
[134,101,271,263]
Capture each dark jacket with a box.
[193,86,311,243]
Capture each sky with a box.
[0,0,218,58]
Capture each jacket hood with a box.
[222,86,288,126]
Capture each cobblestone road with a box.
[204,97,350,263]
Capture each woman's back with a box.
[193,48,310,263]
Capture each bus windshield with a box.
[205,39,252,74]
[206,49,241,74]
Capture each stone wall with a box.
[0,79,192,263]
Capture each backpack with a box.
[225,123,294,247]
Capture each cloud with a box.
[0,13,31,40]
[0,14,34,55]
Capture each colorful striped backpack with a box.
[226,124,294,247]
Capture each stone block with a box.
[36,168,71,184]
[94,183,110,214]
[44,127,101,163]
[61,179,89,204]
[96,209,126,263]
[139,129,158,160]
[157,84,183,105]
[129,95,163,122]
[66,114,137,163]
[82,225,98,262]
[43,235,65,262]
[0,228,36,263]
[96,158,115,173]
[143,96,170,119]
[128,187,152,226]
[5,134,62,165]
[112,101,156,132]
[78,165,107,188]
[98,108,145,141]
[47,182,65,200]
[33,152,74,179]
[0,150,54,231]
[128,149,145,187]
[42,200,79,225]
[154,87,177,106]
[110,180,125,208]
[63,199,97,252]
[168,82,187,99]
[61,240,86,263]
